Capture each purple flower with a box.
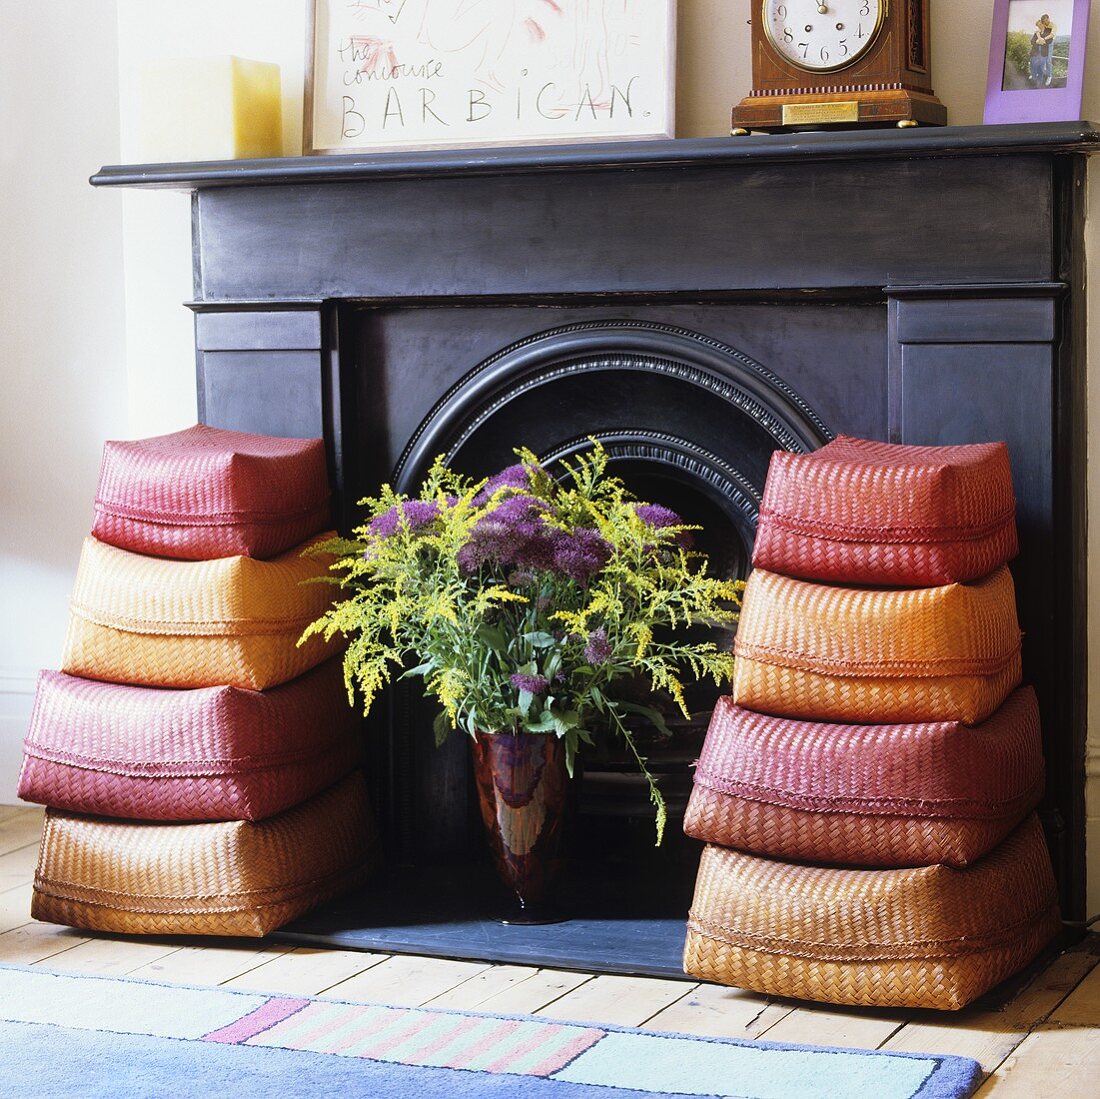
[549,527,612,582]
[368,499,441,538]
[584,627,613,666]
[473,464,539,505]
[510,672,549,695]
[457,494,556,573]
[635,503,694,549]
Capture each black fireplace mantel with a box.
[93,123,1098,924]
[92,121,1100,189]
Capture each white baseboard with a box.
[0,667,36,804]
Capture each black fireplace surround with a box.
[94,123,1097,961]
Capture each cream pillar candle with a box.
[137,56,282,162]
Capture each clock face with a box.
[762,0,886,74]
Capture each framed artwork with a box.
[304,0,677,154]
[984,0,1090,124]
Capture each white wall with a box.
[0,0,1098,916]
[0,2,127,795]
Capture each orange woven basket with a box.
[684,813,1060,1010]
[92,424,332,561]
[18,661,361,822]
[684,691,1044,868]
[732,566,1022,724]
[752,435,1018,587]
[32,772,378,937]
[61,534,339,690]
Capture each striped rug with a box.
[0,965,981,1098]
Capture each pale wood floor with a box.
[2,804,1098,1096]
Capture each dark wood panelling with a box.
[199,350,324,438]
[193,156,1052,302]
[195,310,322,351]
[896,297,1058,344]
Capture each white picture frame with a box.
[304,0,677,154]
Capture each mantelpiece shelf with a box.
[91,121,1100,190]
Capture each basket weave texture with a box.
[752,435,1018,587]
[683,813,1060,1010]
[31,771,377,937]
[18,662,361,822]
[61,534,338,690]
[684,691,1044,868]
[92,424,331,561]
[732,566,1022,724]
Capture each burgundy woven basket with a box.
[752,435,1018,586]
[92,424,331,560]
[684,690,1044,868]
[19,661,361,822]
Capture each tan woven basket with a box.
[684,813,1061,1010]
[32,771,377,937]
[61,534,339,690]
[684,691,1044,868]
[732,566,1022,724]
[752,435,1018,587]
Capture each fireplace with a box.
[95,123,1097,966]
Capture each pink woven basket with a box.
[684,691,1045,868]
[752,435,1018,587]
[92,424,331,561]
[18,661,361,822]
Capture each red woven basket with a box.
[18,661,361,822]
[684,691,1045,868]
[92,424,331,561]
[752,435,1018,587]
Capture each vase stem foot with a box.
[494,900,567,926]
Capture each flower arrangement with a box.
[302,441,743,842]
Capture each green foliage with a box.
[301,440,743,844]
[1005,31,1032,80]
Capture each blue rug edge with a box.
[0,960,982,1096]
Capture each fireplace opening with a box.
[278,318,832,971]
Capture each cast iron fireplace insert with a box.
[93,122,1098,974]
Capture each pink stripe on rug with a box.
[444,1019,522,1070]
[483,1022,567,1074]
[399,1013,484,1063]
[202,997,311,1044]
[335,1011,427,1057]
[526,1028,605,1076]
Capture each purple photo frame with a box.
[985,0,1090,123]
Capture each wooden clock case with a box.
[733,0,947,132]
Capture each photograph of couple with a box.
[1001,0,1073,90]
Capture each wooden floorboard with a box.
[0,802,1096,1092]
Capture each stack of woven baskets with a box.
[19,425,377,937]
[683,435,1062,1010]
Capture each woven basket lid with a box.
[67,533,336,638]
[757,435,1016,545]
[734,566,1022,681]
[94,424,329,526]
[688,812,1058,963]
[693,690,1044,821]
[20,660,356,785]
